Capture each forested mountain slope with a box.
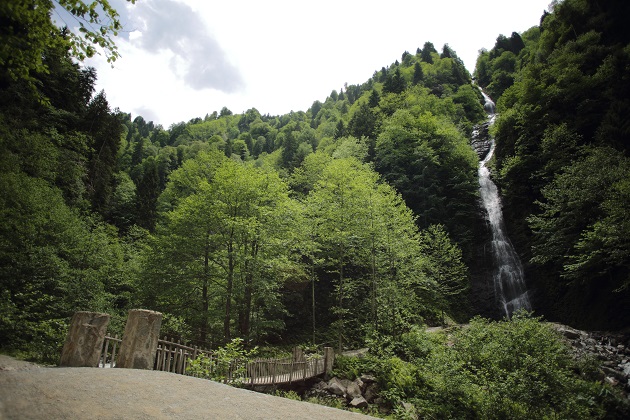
[475,0,630,329]
[1,0,489,360]
[3,0,628,369]
[4,1,630,417]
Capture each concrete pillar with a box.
[59,311,110,367]
[323,346,335,379]
[116,309,162,370]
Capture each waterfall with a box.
[477,91,531,317]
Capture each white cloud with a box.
[86,0,550,126]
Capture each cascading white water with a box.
[478,91,531,317]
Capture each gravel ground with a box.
[0,355,375,420]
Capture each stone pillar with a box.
[59,311,110,367]
[323,346,335,379]
[116,309,162,370]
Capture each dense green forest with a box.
[1,0,630,417]
[475,0,630,329]
[1,1,485,359]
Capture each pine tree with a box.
[383,68,406,94]
[368,89,380,108]
[334,120,346,139]
[135,157,160,231]
[421,41,437,63]
[413,62,424,85]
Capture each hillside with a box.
[1,8,487,358]
[474,0,630,329]
[2,0,630,417]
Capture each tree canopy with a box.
[477,0,630,329]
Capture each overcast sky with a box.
[81,0,551,127]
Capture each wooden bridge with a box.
[99,335,333,386]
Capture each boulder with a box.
[603,366,626,383]
[360,374,377,384]
[341,348,369,358]
[606,376,619,386]
[345,380,362,399]
[325,378,346,396]
[349,396,368,409]
[554,325,582,340]
[340,378,353,388]
[353,377,365,392]
[312,379,327,391]
[364,383,379,403]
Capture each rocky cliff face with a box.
[470,122,492,161]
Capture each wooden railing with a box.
[99,334,121,368]
[239,355,325,386]
[154,337,214,375]
[99,334,331,385]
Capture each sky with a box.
[78,0,551,127]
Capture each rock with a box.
[606,376,620,386]
[353,378,365,392]
[312,380,327,391]
[349,396,368,409]
[603,366,626,383]
[345,381,362,399]
[341,348,369,358]
[340,379,353,390]
[360,374,377,383]
[557,326,581,340]
[364,383,379,403]
[326,378,346,396]
[470,122,492,160]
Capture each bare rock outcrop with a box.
[551,323,630,396]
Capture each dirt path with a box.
[0,355,374,420]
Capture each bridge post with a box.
[323,346,334,380]
[59,311,110,367]
[116,309,162,370]
[292,346,304,361]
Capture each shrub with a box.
[274,390,301,401]
[411,313,607,419]
[186,338,257,386]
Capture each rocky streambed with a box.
[551,323,630,395]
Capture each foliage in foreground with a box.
[186,338,257,386]
[333,314,627,419]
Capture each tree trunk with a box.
[238,239,257,340]
[311,263,316,345]
[337,257,344,353]
[201,234,210,343]
[371,235,377,330]
[224,238,233,342]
